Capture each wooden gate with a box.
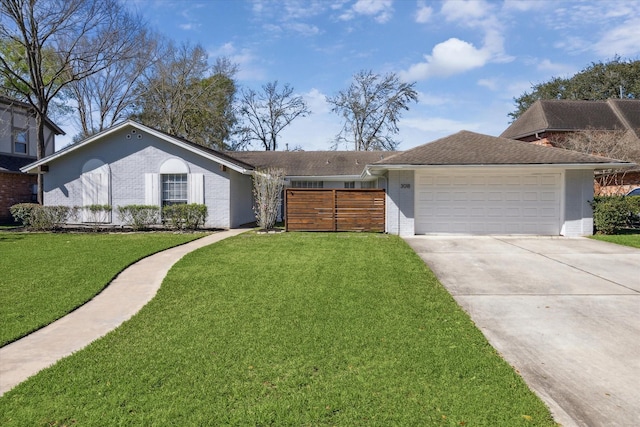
[285,189,385,232]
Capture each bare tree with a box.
[550,129,640,194]
[0,0,144,202]
[133,42,238,150]
[252,167,285,230]
[327,70,418,151]
[68,29,159,140]
[238,81,310,151]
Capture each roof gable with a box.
[21,120,254,174]
[375,130,632,166]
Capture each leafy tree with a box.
[327,70,418,151]
[0,0,143,202]
[238,81,310,151]
[510,57,640,121]
[133,42,238,150]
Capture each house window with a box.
[14,129,28,154]
[291,181,323,188]
[344,181,355,189]
[162,174,188,206]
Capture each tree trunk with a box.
[36,112,45,204]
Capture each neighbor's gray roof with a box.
[500,99,640,140]
[227,151,394,176]
[0,154,37,173]
[375,130,632,166]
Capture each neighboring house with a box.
[22,121,633,236]
[0,96,64,223]
[500,99,640,194]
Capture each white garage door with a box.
[415,171,561,235]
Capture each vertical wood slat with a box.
[285,189,385,232]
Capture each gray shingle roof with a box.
[0,154,37,173]
[375,131,631,166]
[227,151,393,176]
[500,99,640,139]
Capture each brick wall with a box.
[0,172,36,223]
[596,170,640,195]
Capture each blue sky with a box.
[60,0,640,150]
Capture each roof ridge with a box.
[607,99,635,134]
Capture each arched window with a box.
[145,158,203,206]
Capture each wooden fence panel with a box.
[285,189,385,232]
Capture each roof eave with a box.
[20,120,253,174]
[363,162,636,175]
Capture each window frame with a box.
[13,128,28,155]
[161,173,188,207]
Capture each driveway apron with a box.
[404,236,640,427]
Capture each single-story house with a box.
[500,99,640,195]
[22,120,634,236]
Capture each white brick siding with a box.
[43,127,250,229]
[386,170,415,236]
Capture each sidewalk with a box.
[0,229,247,396]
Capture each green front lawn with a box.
[0,232,207,346]
[591,231,640,249]
[0,233,555,426]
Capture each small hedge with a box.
[117,205,160,230]
[162,203,208,230]
[590,195,640,234]
[82,204,112,224]
[9,204,77,231]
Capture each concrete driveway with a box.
[403,236,640,427]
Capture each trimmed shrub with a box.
[9,203,40,227]
[10,204,76,231]
[82,204,112,224]
[162,204,208,230]
[117,205,160,230]
[590,196,633,234]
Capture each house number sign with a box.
[401,183,411,189]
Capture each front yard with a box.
[1,232,556,426]
[591,231,640,249]
[0,231,207,346]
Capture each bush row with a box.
[9,203,208,231]
[590,195,640,234]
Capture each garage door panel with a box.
[415,172,560,235]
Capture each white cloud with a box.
[416,91,449,106]
[339,0,394,23]
[400,38,491,81]
[502,0,548,12]
[441,0,491,23]
[210,43,266,81]
[415,1,433,23]
[478,78,498,91]
[303,88,332,114]
[536,59,575,75]
[594,20,640,56]
[285,22,321,36]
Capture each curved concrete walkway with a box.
[0,229,247,397]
